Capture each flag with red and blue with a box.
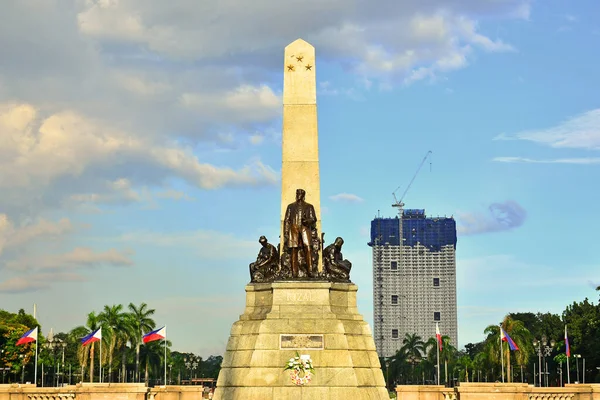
[500,327,519,351]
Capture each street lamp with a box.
[184,356,200,382]
[0,349,9,383]
[573,354,582,383]
[57,341,66,386]
[533,336,555,387]
[44,329,59,387]
[19,355,25,383]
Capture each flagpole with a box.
[499,324,505,383]
[436,338,440,385]
[33,305,38,386]
[164,326,167,386]
[435,322,440,386]
[565,325,570,384]
[34,328,38,386]
[99,329,103,384]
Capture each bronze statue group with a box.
[249,189,352,283]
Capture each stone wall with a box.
[396,383,600,400]
[0,383,208,400]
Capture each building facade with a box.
[369,209,458,358]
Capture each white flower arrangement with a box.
[284,352,314,386]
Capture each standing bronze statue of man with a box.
[283,188,317,278]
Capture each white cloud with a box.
[457,200,526,235]
[118,229,257,260]
[0,0,531,298]
[0,273,86,293]
[71,0,524,85]
[5,247,134,272]
[155,189,194,201]
[493,156,600,164]
[0,103,278,217]
[180,84,281,124]
[329,193,365,203]
[113,71,171,97]
[565,15,577,22]
[494,109,600,150]
[7,218,74,249]
[0,1,527,221]
[249,135,265,145]
[0,246,134,293]
[318,81,363,100]
[0,215,10,256]
[0,214,76,256]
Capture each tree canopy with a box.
[0,304,221,386]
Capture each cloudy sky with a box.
[1,0,598,357]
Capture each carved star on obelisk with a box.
[305,64,312,71]
[296,55,304,62]
[287,64,295,71]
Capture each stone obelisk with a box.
[213,39,388,400]
[280,39,322,271]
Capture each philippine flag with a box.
[435,323,443,352]
[500,327,519,351]
[81,328,102,346]
[565,325,570,357]
[143,326,166,344]
[16,327,38,346]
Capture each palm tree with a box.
[99,304,131,382]
[401,333,425,383]
[417,358,434,384]
[441,336,456,385]
[140,338,172,385]
[424,337,438,382]
[483,316,532,383]
[472,352,488,382]
[128,303,156,382]
[425,335,455,384]
[456,355,473,382]
[71,312,101,382]
[402,333,425,358]
[387,349,409,385]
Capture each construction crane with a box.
[390,150,432,337]
[392,150,433,216]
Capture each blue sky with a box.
[0,0,599,357]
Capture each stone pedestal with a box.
[213,281,388,400]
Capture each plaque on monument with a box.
[280,334,324,350]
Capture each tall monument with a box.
[280,39,322,272]
[213,39,388,400]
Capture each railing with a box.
[528,393,576,400]
[396,383,600,400]
[0,383,208,400]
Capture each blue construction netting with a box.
[368,209,457,251]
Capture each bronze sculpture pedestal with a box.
[213,282,388,400]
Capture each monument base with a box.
[213,281,388,400]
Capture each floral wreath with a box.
[284,352,315,386]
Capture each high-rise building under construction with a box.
[368,209,458,358]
